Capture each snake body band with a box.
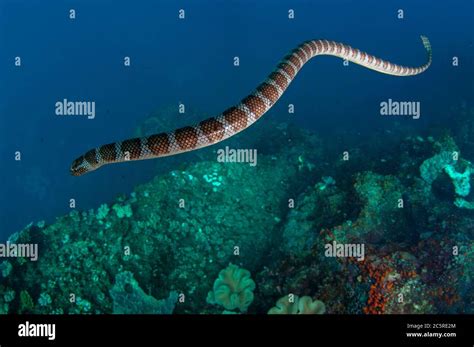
[70,36,432,176]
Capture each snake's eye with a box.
[71,158,80,168]
[70,156,84,175]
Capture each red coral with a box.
[359,257,396,314]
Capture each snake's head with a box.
[70,156,88,176]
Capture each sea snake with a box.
[70,36,432,176]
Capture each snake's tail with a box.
[420,35,432,62]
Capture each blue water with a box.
[0,0,472,240]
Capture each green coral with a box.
[38,292,52,306]
[19,290,34,313]
[75,296,92,313]
[454,197,474,210]
[96,204,110,220]
[203,168,224,192]
[0,302,9,314]
[268,295,326,314]
[112,203,133,219]
[316,176,336,191]
[3,289,15,303]
[0,261,12,278]
[206,263,255,312]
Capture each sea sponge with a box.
[109,271,177,314]
[420,151,456,184]
[420,151,473,202]
[268,294,326,314]
[445,165,472,197]
[206,263,255,312]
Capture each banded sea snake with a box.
[71,37,432,176]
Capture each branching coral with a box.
[96,204,110,220]
[206,263,255,312]
[112,203,133,219]
[268,294,326,314]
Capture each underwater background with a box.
[0,0,473,314]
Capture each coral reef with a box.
[0,115,472,314]
[281,178,347,257]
